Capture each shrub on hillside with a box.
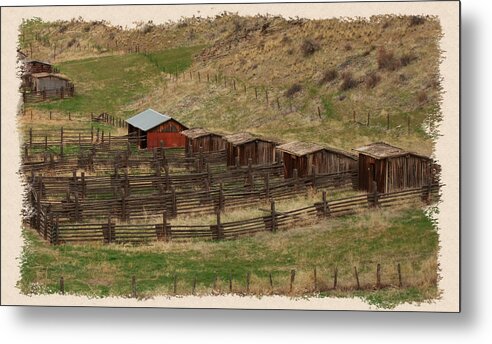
[301,39,320,57]
[409,15,426,27]
[377,47,400,71]
[285,83,302,98]
[365,71,381,89]
[339,72,358,91]
[417,90,428,104]
[67,38,77,48]
[400,53,417,67]
[319,68,338,85]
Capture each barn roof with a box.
[277,141,357,159]
[181,128,220,139]
[125,108,177,132]
[223,132,255,145]
[353,142,429,159]
[223,132,278,146]
[31,72,70,81]
[25,59,52,66]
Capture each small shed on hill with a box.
[276,141,357,178]
[181,128,226,155]
[31,73,72,92]
[24,59,53,74]
[353,142,433,193]
[224,132,279,167]
[126,108,188,149]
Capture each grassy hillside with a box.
[18,206,439,308]
[22,14,442,156]
[32,45,204,118]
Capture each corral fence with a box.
[28,183,440,245]
[22,84,75,103]
[27,167,354,223]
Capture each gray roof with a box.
[125,108,173,131]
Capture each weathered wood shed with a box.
[181,128,226,155]
[31,73,72,92]
[224,132,279,167]
[126,108,188,149]
[276,141,357,178]
[353,142,433,193]
[24,59,53,74]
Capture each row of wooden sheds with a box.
[181,128,434,194]
[125,109,434,193]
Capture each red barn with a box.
[126,108,188,149]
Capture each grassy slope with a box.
[18,206,439,308]
[31,45,204,119]
[23,15,441,155]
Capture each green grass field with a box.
[18,206,439,308]
[31,45,205,118]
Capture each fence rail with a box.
[28,169,354,223]
[28,184,440,245]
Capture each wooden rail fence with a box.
[28,183,440,245]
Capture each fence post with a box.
[171,186,177,216]
[264,173,270,200]
[293,168,299,191]
[163,211,169,241]
[173,273,177,294]
[312,165,317,191]
[333,267,338,289]
[313,266,317,291]
[91,126,94,143]
[216,210,223,240]
[372,181,379,207]
[246,272,251,294]
[121,193,126,221]
[219,183,225,212]
[290,269,295,293]
[59,276,65,294]
[81,172,86,198]
[397,263,402,288]
[52,216,59,245]
[60,127,64,157]
[270,200,277,233]
[376,263,381,289]
[247,158,253,190]
[74,192,80,222]
[354,266,360,290]
[322,191,330,217]
[131,276,137,298]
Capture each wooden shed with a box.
[181,128,226,155]
[24,59,54,74]
[353,142,433,193]
[30,73,72,92]
[276,141,357,178]
[126,108,188,149]
[224,132,279,167]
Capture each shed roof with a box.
[181,128,220,139]
[31,72,70,81]
[223,132,278,146]
[223,132,255,145]
[25,59,52,66]
[125,108,176,132]
[353,142,429,159]
[277,141,357,159]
